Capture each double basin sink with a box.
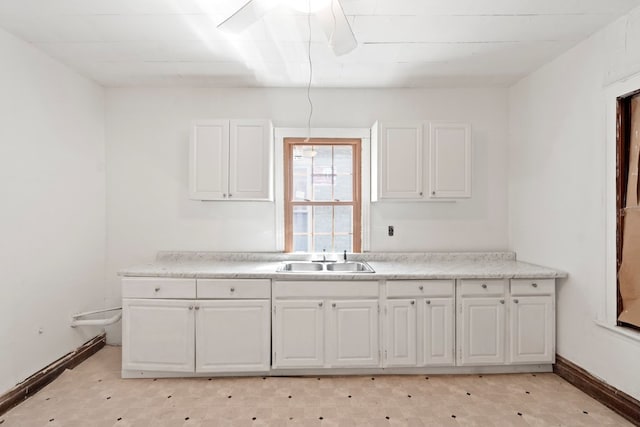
[277,261,375,273]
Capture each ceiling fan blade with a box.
[315,0,357,56]
[217,0,283,33]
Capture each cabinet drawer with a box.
[122,278,196,299]
[273,281,378,298]
[458,279,507,297]
[510,279,554,296]
[387,280,453,297]
[197,279,271,299]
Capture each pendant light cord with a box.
[305,0,313,142]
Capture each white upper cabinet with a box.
[376,122,424,199]
[372,121,471,201]
[429,123,471,198]
[190,119,273,201]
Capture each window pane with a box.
[313,206,332,234]
[314,235,332,253]
[313,146,332,169]
[333,146,352,174]
[293,235,310,252]
[334,235,352,253]
[334,206,352,233]
[313,174,333,201]
[293,206,310,233]
[334,175,353,201]
[293,174,310,201]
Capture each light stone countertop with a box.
[118,251,567,280]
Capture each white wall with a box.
[0,28,106,394]
[509,6,640,399]
[105,87,509,340]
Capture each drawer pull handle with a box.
[500,300,505,304]
[332,303,337,308]
[514,299,519,304]
[532,283,538,288]
[154,287,160,292]
[418,285,424,291]
[481,284,487,289]
[319,302,323,307]
[426,300,431,305]
[230,287,235,292]
[410,300,415,305]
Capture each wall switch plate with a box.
[388,225,394,236]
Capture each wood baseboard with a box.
[0,333,106,416]
[554,354,640,426]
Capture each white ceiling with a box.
[0,0,639,88]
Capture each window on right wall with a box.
[616,90,640,330]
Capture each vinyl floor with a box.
[0,346,632,426]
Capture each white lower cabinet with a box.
[122,276,556,377]
[122,298,195,372]
[327,300,379,367]
[384,280,455,368]
[122,278,271,375]
[422,298,455,366]
[272,281,379,369]
[273,300,325,368]
[457,279,555,366]
[196,300,271,372]
[458,297,506,365]
[384,299,417,366]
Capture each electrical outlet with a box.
[388,225,394,237]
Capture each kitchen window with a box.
[284,138,362,253]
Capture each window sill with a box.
[594,320,640,344]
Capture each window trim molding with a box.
[274,127,371,252]
[603,72,640,328]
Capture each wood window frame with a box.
[616,88,640,329]
[284,137,362,253]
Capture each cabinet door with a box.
[510,296,554,364]
[122,299,195,372]
[378,123,424,199]
[384,299,417,367]
[195,300,270,373]
[429,122,471,198]
[229,119,273,200]
[422,298,454,366]
[327,300,380,367]
[458,297,505,366]
[189,120,229,200]
[273,300,324,368]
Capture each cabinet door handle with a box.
[154,287,160,292]
[500,300,505,304]
[419,192,423,196]
[228,193,232,198]
[195,305,200,310]
[418,285,424,291]
[230,287,235,292]
[318,302,323,307]
[410,300,415,305]
[223,193,227,198]
[514,299,519,304]
[332,303,337,308]
[481,284,487,289]
[532,283,538,288]
[432,191,436,196]
[188,305,194,310]
[426,300,431,305]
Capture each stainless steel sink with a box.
[277,261,375,273]
[325,262,374,272]
[278,262,324,272]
